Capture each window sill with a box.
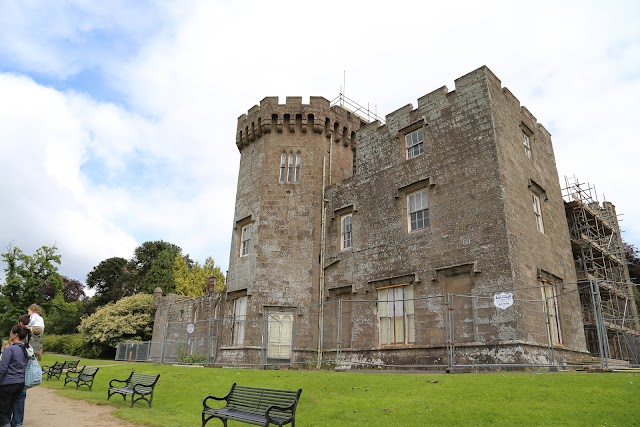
[379,343,416,348]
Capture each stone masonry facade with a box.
[152,66,614,368]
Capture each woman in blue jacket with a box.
[0,325,30,427]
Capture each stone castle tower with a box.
[221,97,365,366]
[216,66,592,368]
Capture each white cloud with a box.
[1,0,639,288]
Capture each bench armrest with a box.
[132,382,155,393]
[42,363,59,370]
[266,404,296,424]
[202,393,230,410]
[109,378,128,388]
[65,370,80,379]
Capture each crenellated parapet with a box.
[235,96,366,151]
[360,65,552,140]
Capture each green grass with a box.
[37,355,639,426]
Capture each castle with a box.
[150,66,639,369]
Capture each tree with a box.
[128,241,181,294]
[78,293,154,357]
[46,293,83,334]
[0,244,63,332]
[62,277,86,302]
[174,254,196,296]
[85,257,130,305]
[174,255,225,297]
[141,249,176,294]
[203,256,225,292]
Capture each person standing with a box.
[0,325,30,427]
[10,316,32,427]
[27,304,44,361]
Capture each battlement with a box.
[236,96,367,151]
[359,66,551,139]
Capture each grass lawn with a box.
[37,354,639,426]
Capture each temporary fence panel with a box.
[152,319,218,364]
[115,341,151,362]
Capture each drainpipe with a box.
[317,135,331,369]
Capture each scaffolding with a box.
[563,176,640,365]
[330,93,385,124]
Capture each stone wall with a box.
[152,66,592,368]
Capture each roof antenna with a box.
[343,70,346,106]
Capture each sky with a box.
[1,0,639,289]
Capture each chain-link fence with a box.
[115,341,151,362]
[129,282,638,370]
[144,314,298,367]
[319,282,639,371]
[149,319,218,364]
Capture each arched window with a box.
[287,151,294,182]
[279,152,286,183]
[294,152,301,183]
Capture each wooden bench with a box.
[41,360,80,381]
[64,366,100,391]
[202,383,302,427]
[107,372,160,408]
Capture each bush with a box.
[43,333,67,354]
[175,346,207,364]
[42,333,102,359]
[79,293,153,357]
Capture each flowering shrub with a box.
[79,293,154,356]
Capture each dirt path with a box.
[24,386,144,427]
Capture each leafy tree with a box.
[174,254,196,296]
[85,257,130,305]
[78,293,154,357]
[174,255,225,297]
[63,277,86,302]
[46,293,83,334]
[0,244,63,331]
[141,249,176,294]
[128,241,182,294]
[80,295,100,317]
[203,256,225,292]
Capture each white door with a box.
[266,311,293,359]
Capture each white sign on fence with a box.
[186,323,195,334]
[493,292,514,310]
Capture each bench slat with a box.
[202,383,301,427]
[108,371,160,408]
[64,366,99,391]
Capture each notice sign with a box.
[493,292,514,310]
[186,323,195,334]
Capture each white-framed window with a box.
[405,128,425,159]
[287,151,294,183]
[232,296,248,346]
[378,285,415,345]
[532,193,544,233]
[279,153,286,183]
[240,224,251,256]
[523,131,532,159]
[294,152,301,183]
[407,189,429,231]
[341,214,352,250]
[542,285,562,345]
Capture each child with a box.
[27,304,44,361]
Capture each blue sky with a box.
[1,0,639,287]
